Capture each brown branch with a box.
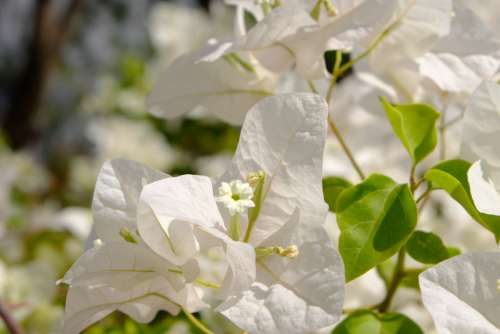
[2,0,83,149]
[0,300,23,334]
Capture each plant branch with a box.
[409,164,418,191]
[326,50,343,103]
[325,50,366,180]
[416,188,432,204]
[182,309,214,334]
[327,115,366,180]
[377,247,406,313]
[2,0,83,148]
[0,300,23,334]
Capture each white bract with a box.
[60,159,206,333]
[414,0,500,97]
[420,252,500,334]
[460,81,500,216]
[148,0,453,126]
[216,93,344,334]
[148,40,277,125]
[60,159,254,333]
[61,94,344,334]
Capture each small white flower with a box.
[216,180,255,215]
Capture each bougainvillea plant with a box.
[60,0,500,333]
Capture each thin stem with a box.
[409,164,417,192]
[326,50,343,103]
[439,93,450,160]
[377,248,406,313]
[416,188,432,204]
[418,193,431,212]
[327,115,366,180]
[0,300,23,334]
[324,50,365,180]
[439,104,447,160]
[228,214,241,241]
[439,111,463,130]
[334,0,415,82]
[413,178,424,192]
[307,80,318,94]
[182,309,215,334]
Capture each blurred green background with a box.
[0,0,240,332]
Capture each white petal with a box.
[137,175,223,265]
[460,81,500,216]
[63,281,201,334]
[218,211,344,334]
[148,41,276,125]
[367,0,452,70]
[232,6,319,77]
[468,160,500,216]
[225,0,264,22]
[61,242,205,334]
[61,242,181,291]
[217,241,256,299]
[92,159,167,243]
[461,81,500,169]
[223,93,328,246]
[420,252,500,334]
[467,160,500,216]
[417,53,500,95]
[433,0,500,56]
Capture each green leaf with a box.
[332,310,423,334]
[406,231,450,264]
[447,246,461,257]
[380,97,439,165]
[337,174,417,281]
[424,159,500,241]
[323,176,352,212]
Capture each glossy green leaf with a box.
[381,97,439,165]
[337,174,417,281]
[424,159,500,241]
[447,246,461,257]
[323,176,352,212]
[406,231,450,264]
[332,310,423,334]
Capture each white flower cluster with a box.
[60,94,344,334]
[60,0,500,333]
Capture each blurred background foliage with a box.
[0,0,240,332]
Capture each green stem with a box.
[261,0,271,15]
[228,215,241,241]
[377,247,406,313]
[439,99,448,160]
[307,80,318,94]
[327,115,366,180]
[333,1,413,81]
[416,189,431,204]
[183,309,215,334]
[310,0,323,21]
[326,50,343,103]
[409,164,417,192]
[325,51,366,180]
